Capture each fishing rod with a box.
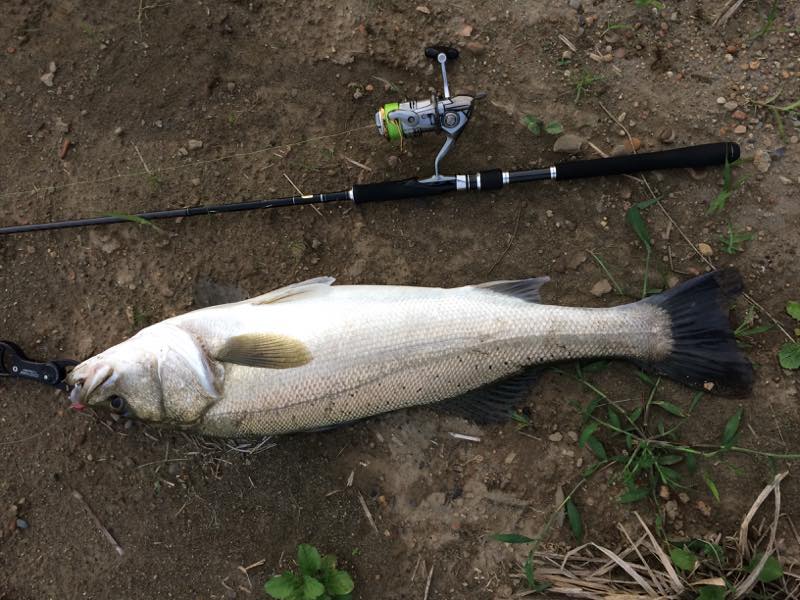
[0,45,739,236]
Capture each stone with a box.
[590,279,612,297]
[698,243,713,256]
[753,149,771,173]
[553,133,585,154]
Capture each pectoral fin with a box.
[216,333,312,369]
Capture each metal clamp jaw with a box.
[375,46,479,178]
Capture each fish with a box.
[66,270,753,437]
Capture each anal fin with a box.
[436,367,541,424]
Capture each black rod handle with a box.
[554,142,740,181]
[352,177,456,204]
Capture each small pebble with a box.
[553,133,585,154]
[590,279,613,297]
[113,126,124,136]
[734,125,747,134]
[731,110,747,121]
[753,149,771,173]
[16,518,29,530]
[697,242,713,257]
[716,96,726,105]
[415,5,430,13]
[548,432,563,442]
[723,100,738,111]
[187,139,203,150]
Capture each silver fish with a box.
[67,270,752,437]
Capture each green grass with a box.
[573,71,604,104]
[635,0,664,9]
[719,223,752,254]
[778,301,800,369]
[750,0,780,40]
[708,157,747,215]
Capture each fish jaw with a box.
[65,339,166,423]
[67,359,114,408]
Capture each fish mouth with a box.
[68,362,114,407]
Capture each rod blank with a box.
[0,142,739,235]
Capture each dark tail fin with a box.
[639,269,753,396]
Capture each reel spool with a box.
[375,46,480,178]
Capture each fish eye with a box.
[108,396,127,413]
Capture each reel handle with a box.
[425,46,459,61]
[555,142,740,181]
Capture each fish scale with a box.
[186,286,669,436]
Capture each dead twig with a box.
[71,489,124,556]
[423,563,435,600]
[357,491,379,535]
[713,0,746,27]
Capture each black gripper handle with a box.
[352,177,457,204]
[555,142,740,181]
[425,45,459,61]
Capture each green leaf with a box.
[654,401,686,417]
[721,408,743,446]
[586,435,607,460]
[320,555,337,577]
[297,544,322,576]
[522,115,541,135]
[566,498,583,542]
[703,472,720,502]
[629,406,643,423]
[491,533,535,544]
[687,539,724,564]
[545,121,564,135]
[607,408,622,430]
[685,452,697,474]
[778,342,800,369]
[626,206,651,249]
[302,576,325,600]
[697,585,727,600]
[326,571,354,596]
[657,454,684,466]
[747,554,784,583]
[265,573,301,599]
[523,551,535,589]
[618,487,649,503]
[582,360,610,373]
[579,422,599,447]
[787,301,800,321]
[669,546,697,571]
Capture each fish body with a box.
[67,272,752,437]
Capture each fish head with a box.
[67,340,164,422]
[66,325,221,427]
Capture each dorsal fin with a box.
[436,367,542,424]
[473,277,550,303]
[247,276,335,305]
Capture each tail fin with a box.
[639,269,753,396]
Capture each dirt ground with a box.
[1,0,799,598]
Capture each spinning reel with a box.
[374,46,482,178]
